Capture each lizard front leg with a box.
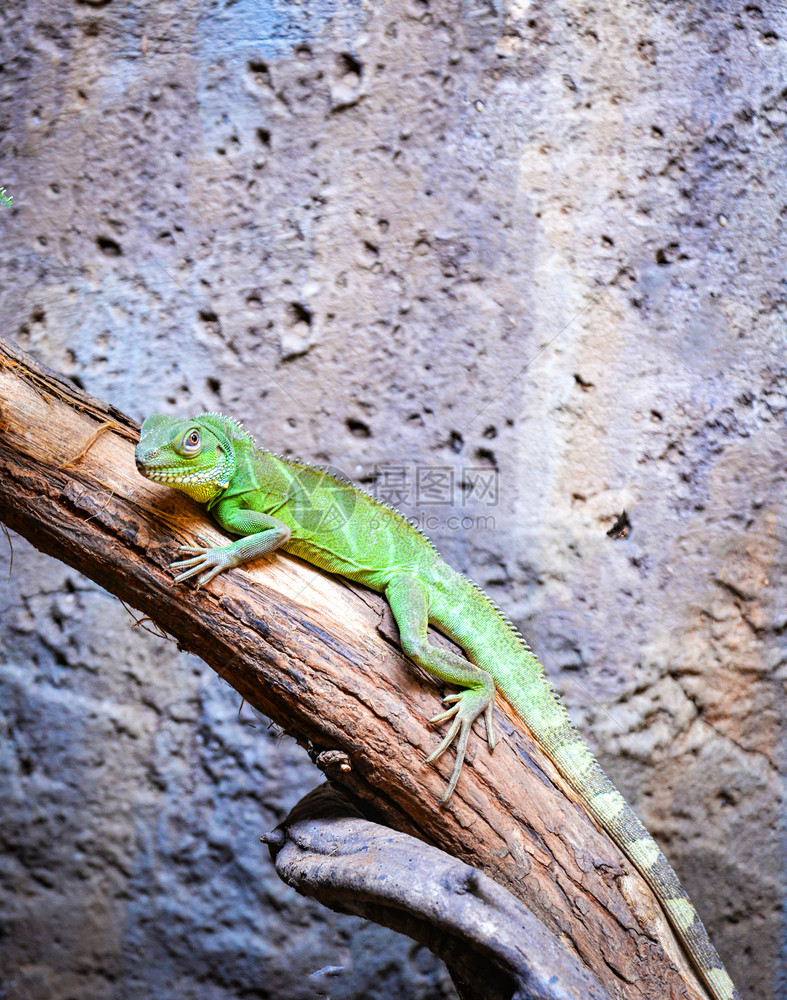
[385,574,495,803]
[171,502,291,586]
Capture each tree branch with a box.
[0,336,708,1000]
[264,783,612,1000]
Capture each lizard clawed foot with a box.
[170,542,233,586]
[426,684,496,804]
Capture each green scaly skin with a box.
[135,412,739,1000]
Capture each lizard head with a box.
[135,413,236,504]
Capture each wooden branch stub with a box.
[265,783,613,1000]
[0,337,708,1000]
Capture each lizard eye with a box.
[181,429,202,455]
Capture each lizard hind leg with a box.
[385,574,496,804]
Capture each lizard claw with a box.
[426,684,495,804]
[170,543,232,586]
[429,702,460,725]
[171,552,208,568]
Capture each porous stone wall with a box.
[1,2,784,998]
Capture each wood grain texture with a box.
[0,337,708,1000]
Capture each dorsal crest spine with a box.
[199,412,255,447]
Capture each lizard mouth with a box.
[136,459,181,481]
[139,465,182,482]
[136,461,219,486]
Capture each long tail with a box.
[506,673,740,1000]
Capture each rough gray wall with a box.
[1,1,785,999]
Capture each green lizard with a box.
[135,411,739,1000]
